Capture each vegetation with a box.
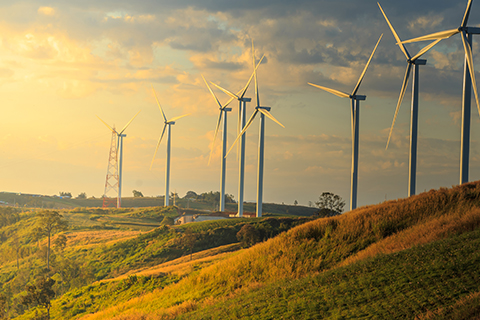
[2,182,480,319]
[314,191,345,217]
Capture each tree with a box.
[21,277,55,319]
[33,211,68,270]
[12,234,22,270]
[181,229,197,261]
[236,224,261,248]
[132,190,144,197]
[53,234,67,252]
[58,192,72,198]
[76,192,87,199]
[315,192,345,217]
[184,191,198,199]
[294,200,298,206]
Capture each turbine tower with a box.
[98,111,141,208]
[209,53,265,216]
[379,3,441,197]
[400,0,480,185]
[150,86,190,207]
[308,34,382,211]
[226,44,285,217]
[202,74,235,211]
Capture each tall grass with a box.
[72,182,480,319]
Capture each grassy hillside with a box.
[4,182,480,319]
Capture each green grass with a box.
[179,229,480,319]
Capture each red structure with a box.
[102,129,120,208]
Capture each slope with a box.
[72,181,480,319]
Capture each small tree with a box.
[76,192,87,199]
[58,192,72,198]
[315,192,345,217]
[181,229,197,261]
[21,277,55,319]
[53,234,67,252]
[294,200,298,206]
[132,190,144,197]
[33,211,68,270]
[236,224,261,248]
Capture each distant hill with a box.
[0,191,318,216]
[4,182,480,319]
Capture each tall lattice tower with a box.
[102,129,119,208]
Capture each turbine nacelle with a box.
[350,95,366,101]
[407,59,426,65]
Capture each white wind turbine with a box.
[399,0,480,185]
[308,34,382,211]
[226,43,285,217]
[150,86,190,207]
[378,2,442,197]
[202,75,235,212]
[208,54,265,216]
[97,111,141,208]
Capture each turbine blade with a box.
[308,83,350,98]
[462,31,480,117]
[202,74,224,109]
[210,81,240,100]
[168,113,190,123]
[400,29,459,44]
[97,115,116,133]
[258,108,285,128]
[226,110,258,158]
[150,124,167,170]
[377,3,410,60]
[152,85,167,123]
[239,54,265,99]
[252,40,260,107]
[462,0,473,27]
[386,63,412,150]
[119,110,141,134]
[411,39,442,61]
[208,110,223,165]
[237,102,241,161]
[352,33,383,96]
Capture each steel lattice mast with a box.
[102,129,119,208]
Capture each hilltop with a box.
[2,182,480,319]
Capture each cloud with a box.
[38,6,56,16]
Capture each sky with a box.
[0,0,479,210]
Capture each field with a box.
[1,182,480,319]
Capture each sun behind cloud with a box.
[38,6,55,16]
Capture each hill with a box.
[0,192,317,216]
[3,182,480,319]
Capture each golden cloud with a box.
[38,7,55,16]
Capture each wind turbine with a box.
[202,75,235,212]
[308,34,383,211]
[97,111,141,208]
[226,43,285,217]
[208,53,265,216]
[399,0,480,185]
[378,2,442,197]
[150,86,190,207]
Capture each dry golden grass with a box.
[341,207,480,267]
[65,230,143,247]
[100,243,241,282]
